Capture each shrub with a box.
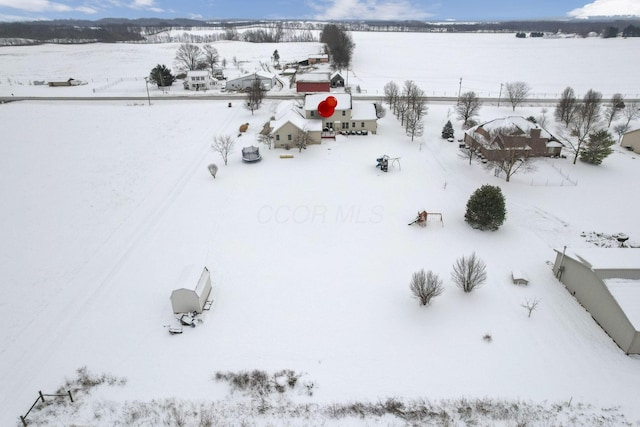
[410,269,444,305]
[464,185,506,231]
[451,252,487,293]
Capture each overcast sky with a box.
[1,0,640,22]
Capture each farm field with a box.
[1,32,640,425]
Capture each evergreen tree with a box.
[320,24,355,70]
[580,129,615,165]
[441,120,454,139]
[465,185,506,231]
[148,64,175,87]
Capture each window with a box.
[310,111,315,117]
[276,135,280,141]
[352,122,355,128]
[361,122,365,128]
[287,134,292,141]
[342,111,346,116]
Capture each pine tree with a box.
[441,120,454,139]
[580,129,615,165]
[464,185,506,231]
[148,64,176,87]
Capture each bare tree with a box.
[410,269,444,306]
[455,91,482,127]
[521,298,541,318]
[613,123,629,143]
[294,128,311,152]
[383,81,400,113]
[567,89,603,164]
[451,252,487,293]
[245,79,266,115]
[505,81,531,111]
[202,44,219,74]
[212,135,236,165]
[486,149,535,182]
[554,86,577,126]
[536,107,549,129]
[603,93,625,128]
[403,80,426,119]
[405,109,424,141]
[622,100,640,129]
[175,43,204,71]
[257,133,274,150]
[395,96,409,127]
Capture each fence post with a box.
[20,415,27,427]
[68,390,74,403]
[38,391,45,403]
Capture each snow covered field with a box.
[1,32,640,425]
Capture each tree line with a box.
[383,80,429,142]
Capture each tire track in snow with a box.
[6,106,243,408]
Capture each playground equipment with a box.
[376,155,401,172]
[408,210,444,227]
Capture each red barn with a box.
[296,73,330,93]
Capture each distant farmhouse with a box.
[270,93,378,149]
[553,248,640,354]
[296,53,329,67]
[621,129,640,154]
[464,116,563,161]
[225,71,276,91]
[183,70,214,91]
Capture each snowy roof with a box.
[351,103,378,121]
[226,71,274,84]
[547,141,564,148]
[304,93,351,111]
[297,72,330,82]
[186,70,209,77]
[603,278,640,329]
[560,248,640,271]
[274,100,299,120]
[271,108,322,133]
[471,116,553,140]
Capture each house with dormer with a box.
[269,94,378,148]
[464,116,562,161]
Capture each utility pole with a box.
[497,83,503,107]
[144,77,151,106]
[457,77,462,105]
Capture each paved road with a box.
[2,94,639,105]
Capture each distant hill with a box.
[1,17,640,45]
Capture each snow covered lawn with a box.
[1,33,640,425]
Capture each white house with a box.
[303,93,378,134]
[225,71,276,91]
[184,70,214,91]
[269,94,379,148]
[170,266,212,314]
[270,100,322,149]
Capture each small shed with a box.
[170,266,212,314]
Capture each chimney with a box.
[530,127,541,139]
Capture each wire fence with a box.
[19,390,74,426]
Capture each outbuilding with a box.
[170,266,212,314]
[552,248,640,354]
[296,72,331,93]
[621,128,640,154]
